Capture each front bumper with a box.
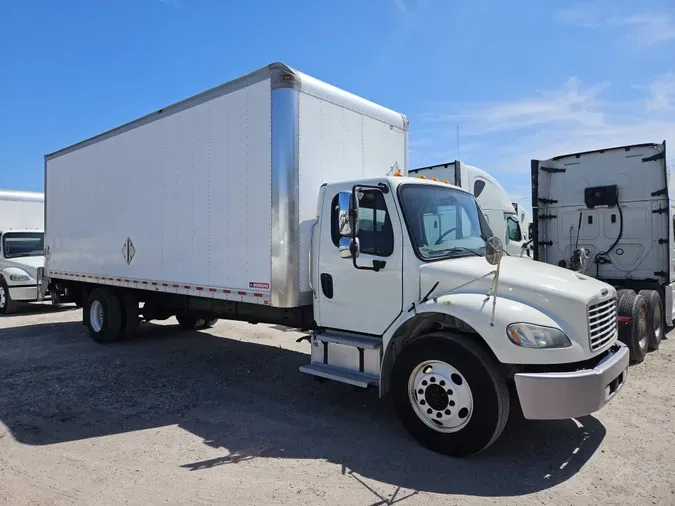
[8,285,39,302]
[514,342,629,420]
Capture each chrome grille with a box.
[588,297,617,351]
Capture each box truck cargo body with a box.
[42,63,629,457]
[0,190,46,313]
[44,63,407,314]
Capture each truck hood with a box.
[420,256,611,310]
[3,256,44,278]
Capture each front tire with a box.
[0,280,16,315]
[638,290,663,351]
[87,288,122,343]
[392,333,509,457]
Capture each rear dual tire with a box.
[176,312,218,330]
[87,288,122,343]
[617,290,649,363]
[638,290,663,351]
[86,288,139,343]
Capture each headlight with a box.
[507,323,571,349]
[9,274,30,282]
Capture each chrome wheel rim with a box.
[90,300,104,333]
[408,360,473,433]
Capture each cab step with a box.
[313,331,382,349]
[299,363,379,388]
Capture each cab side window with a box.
[506,216,522,242]
[331,190,394,257]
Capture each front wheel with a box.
[0,280,17,315]
[392,333,510,457]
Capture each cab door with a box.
[316,183,404,335]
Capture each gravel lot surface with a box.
[0,303,673,505]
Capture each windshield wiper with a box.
[427,247,482,258]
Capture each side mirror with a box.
[339,237,360,259]
[337,191,359,237]
[485,236,504,266]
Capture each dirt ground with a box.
[0,303,673,506]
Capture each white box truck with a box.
[532,141,670,364]
[0,189,45,313]
[409,162,531,257]
[41,63,629,456]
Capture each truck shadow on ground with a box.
[0,320,607,498]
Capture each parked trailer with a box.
[0,189,45,313]
[531,141,670,363]
[409,162,532,258]
[42,63,629,457]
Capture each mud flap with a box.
[666,283,674,326]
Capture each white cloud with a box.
[556,3,675,45]
[647,73,675,111]
[422,78,609,135]
[417,74,675,177]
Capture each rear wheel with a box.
[87,288,122,343]
[203,318,218,329]
[618,291,648,363]
[176,312,200,330]
[0,280,17,315]
[392,333,509,457]
[638,290,663,351]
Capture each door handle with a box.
[320,273,334,299]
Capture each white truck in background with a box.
[409,162,531,258]
[0,189,45,314]
[512,202,533,256]
[512,202,533,242]
[41,62,628,457]
[531,141,670,363]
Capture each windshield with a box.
[2,232,44,259]
[398,184,491,260]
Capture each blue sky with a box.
[2,0,674,209]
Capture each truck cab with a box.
[0,229,45,314]
[409,161,531,258]
[305,175,628,456]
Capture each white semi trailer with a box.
[531,141,670,363]
[41,63,629,456]
[409,162,531,257]
[0,189,45,313]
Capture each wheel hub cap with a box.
[90,300,104,333]
[408,360,473,433]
